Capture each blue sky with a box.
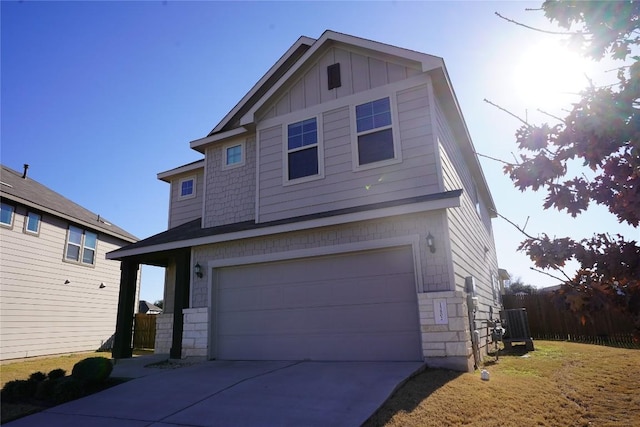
[2,1,636,302]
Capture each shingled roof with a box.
[1,164,137,243]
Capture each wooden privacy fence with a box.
[133,313,156,349]
[502,293,638,347]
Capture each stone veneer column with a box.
[418,291,474,372]
[154,313,174,354]
[181,308,209,359]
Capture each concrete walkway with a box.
[7,359,424,427]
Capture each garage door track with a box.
[7,360,424,427]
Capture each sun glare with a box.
[513,39,593,110]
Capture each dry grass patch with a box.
[364,341,640,427]
[0,352,98,388]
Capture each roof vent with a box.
[22,164,29,179]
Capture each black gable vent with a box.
[327,63,341,90]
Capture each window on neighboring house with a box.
[223,142,245,169]
[178,177,196,199]
[473,183,481,216]
[287,117,319,180]
[0,203,14,227]
[355,97,396,166]
[24,212,41,235]
[65,226,98,266]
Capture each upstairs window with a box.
[354,97,396,166]
[24,212,41,235]
[0,203,14,227]
[287,117,319,181]
[222,141,245,170]
[178,177,196,200]
[65,226,97,266]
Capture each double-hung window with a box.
[24,212,41,235]
[354,97,397,166]
[65,226,98,266]
[287,117,319,181]
[0,203,14,227]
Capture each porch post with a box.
[112,259,139,359]
[170,249,191,359]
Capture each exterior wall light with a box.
[426,233,436,253]
[195,262,203,278]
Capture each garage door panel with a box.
[215,246,421,361]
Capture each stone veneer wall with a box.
[418,291,474,371]
[181,308,209,359]
[154,313,173,355]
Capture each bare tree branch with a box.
[484,98,530,126]
[537,108,568,123]
[495,12,582,36]
[529,266,567,283]
[474,151,516,166]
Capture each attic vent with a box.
[327,63,341,90]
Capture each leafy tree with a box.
[494,1,640,340]
[153,299,164,309]
[505,277,538,295]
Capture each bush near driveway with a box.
[364,341,640,427]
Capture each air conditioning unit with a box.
[501,308,535,351]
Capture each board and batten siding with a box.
[257,83,439,223]
[168,170,204,229]
[0,206,135,360]
[203,136,256,228]
[434,96,499,307]
[258,46,422,121]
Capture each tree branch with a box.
[474,151,516,166]
[529,266,568,283]
[494,12,583,36]
[484,99,530,127]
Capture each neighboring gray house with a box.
[0,164,139,360]
[108,31,501,371]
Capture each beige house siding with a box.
[0,206,133,360]
[203,136,256,228]
[258,46,421,120]
[168,170,204,229]
[256,82,439,223]
[434,97,499,354]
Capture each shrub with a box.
[71,357,112,383]
[52,377,84,404]
[35,378,57,401]
[48,368,66,380]
[29,372,47,383]
[1,379,37,402]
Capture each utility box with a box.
[501,308,535,351]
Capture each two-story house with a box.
[0,164,140,360]
[107,31,501,371]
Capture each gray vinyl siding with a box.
[168,170,204,229]
[0,206,133,360]
[258,46,422,120]
[434,96,499,349]
[257,84,439,223]
[203,136,256,228]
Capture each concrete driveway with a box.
[7,359,424,427]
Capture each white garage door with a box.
[213,246,421,361]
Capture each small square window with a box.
[178,177,196,199]
[1,203,14,227]
[226,145,242,165]
[24,212,41,235]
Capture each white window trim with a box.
[282,115,325,186]
[222,141,246,170]
[0,202,14,228]
[178,176,197,200]
[350,93,402,172]
[23,211,41,235]
[63,225,98,267]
